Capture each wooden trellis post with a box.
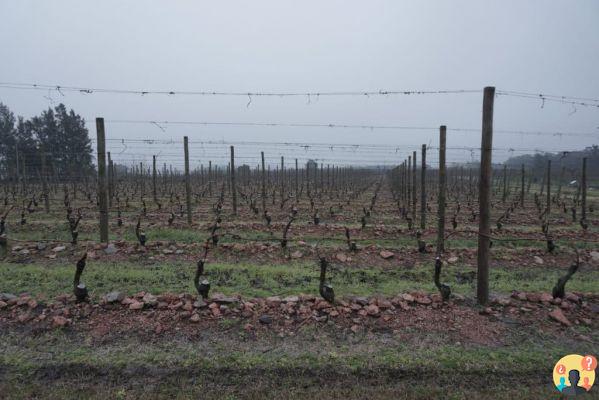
[184,136,192,225]
[412,151,417,222]
[152,155,157,200]
[261,152,266,212]
[96,118,109,242]
[407,156,411,213]
[208,161,213,197]
[107,152,113,207]
[477,87,495,306]
[546,160,551,216]
[502,164,507,202]
[420,144,426,229]
[581,157,587,223]
[230,146,237,215]
[40,148,50,213]
[521,164,525,208]
[437,126,446,254]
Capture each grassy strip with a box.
[1,260,596,300]
[0,330,577,399]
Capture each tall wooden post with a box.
[412,151,417,221]
[320,163,324,191]
[581,157,587,223]
[520,164,525,208]
[139,162,145,198]
[404,161,408,203]
[152,155,157,200]
[261,152,267,212]
[437,127,446,254]
[420,144,426,229]
[407,156,411,212]
[39,148,50,213]
[468,168,472,195]
[184,136,192,225]
[502,164,507,202]
[546,160,551,216]
[208,161,212,197]
[280,156,285,202]
[477,86,495,305]
[96,118,109,242]
[306,161,310,196]
[295,159,299,198]
[230,146,237,215]
[107,152,114,207]
[22,158,28,195]
[556,166,565,200]
[15,143,20,193]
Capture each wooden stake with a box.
[477,87,495,305]
[40,148,50,213]
[520,164,525,208]
[96,118,109,242]
[230,146,237,214]
[184,136,192,225]
[546,160,551,216]
[581,157,587,222]
[420,144,426,229]
[152,155,157,200]
[437,126,446,254]
[412,151,417,221]
[261,152,266,212]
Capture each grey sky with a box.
[1,0,598,168]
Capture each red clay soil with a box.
[1,290,597,347]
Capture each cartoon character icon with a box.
[562,370,587,395]
[557,377,567,392]
[553,354,596,396]
[582,377,592,391]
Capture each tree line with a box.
[0,102,94,182]
[505,145,599,182]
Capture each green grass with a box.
[1,260,597,300]
[0,328,581,399]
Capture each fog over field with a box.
[1,0,598,167]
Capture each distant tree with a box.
[0,103,17,178]
[505,146,599,181]
[0,103,94,181]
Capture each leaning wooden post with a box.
[477,86,495,306]
[261,152,267,212]
[420,144,426,229]
[184,136,192,225]
[520,164,525,208]
[96,118,109,242]
[437,126,447,254]
[581,157,587,223]
[230,146,237,215]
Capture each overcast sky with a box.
[1,0,598,168]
